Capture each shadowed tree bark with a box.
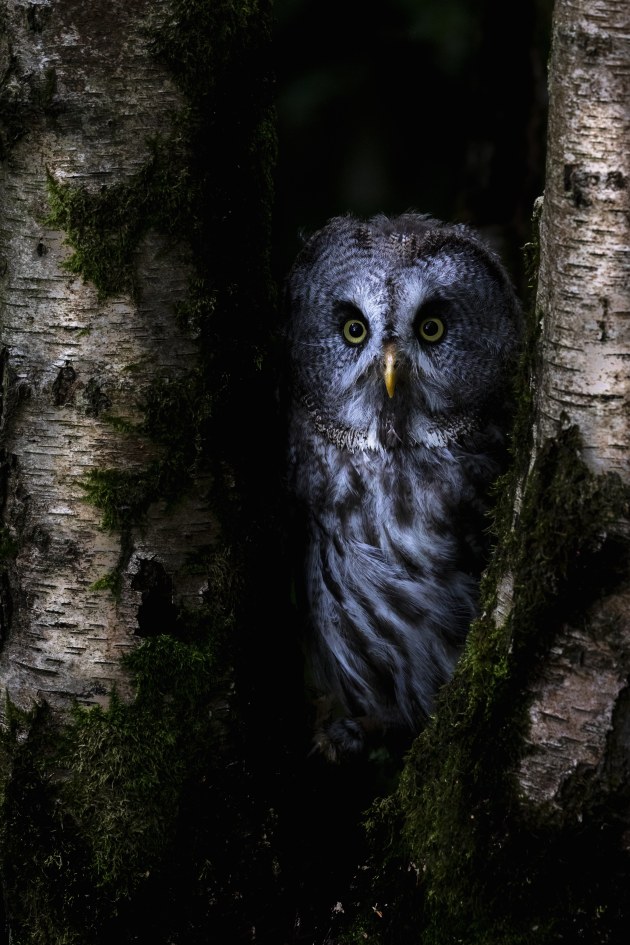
[0,2,283,943]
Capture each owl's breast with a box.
[313,443,456,567]
[289,397,497,570]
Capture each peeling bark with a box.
[518,585,630,809]
[0,0,215,717]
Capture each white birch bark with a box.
[0,0,215,718]
[513,0,630,809]
[534,0,629,478]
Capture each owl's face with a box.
[286,214,521,443]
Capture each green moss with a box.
[79,369,214,546]
[42,1,276,310]
[54,641,220,897]
[0,529,285,945]
[0,540,244,940]
[48,4,275,536]
[79,467,157,533]
[89,569,123,597]
[44,138,192,300]
[0,629,229,941]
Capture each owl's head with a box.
[285,213,522,445]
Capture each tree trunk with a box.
[509,0,630,814]
[534,0,629,479]
[0,0,210,717]
[0,2,281,942]
[330,2,630,942]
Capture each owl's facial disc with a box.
[383,341,397,398]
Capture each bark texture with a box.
[0,2,281,943]
[0,0,212,717]
[517,0,630,812]
[534,0,629,479]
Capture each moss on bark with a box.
[0,1,283,942]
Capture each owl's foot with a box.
[311,717,367,763]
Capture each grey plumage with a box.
[284,212,522,761]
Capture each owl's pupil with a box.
[423,320,439,337]
[348,322,363,337]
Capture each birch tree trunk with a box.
[0,0,211,712]
[0,2,281,942]
[515,0,630,811]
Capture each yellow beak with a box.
[383,343,397,398]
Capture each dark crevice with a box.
[131,557,178,637]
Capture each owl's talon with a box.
[312,717,367,763]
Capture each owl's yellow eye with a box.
[417,317,445,343]
[343,319,368,344]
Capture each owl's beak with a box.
[383,344,397,398]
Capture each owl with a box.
[284,212,522,762]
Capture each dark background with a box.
[271,0,553,296]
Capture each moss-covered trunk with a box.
[0,0,211,715]
[0,1,284,942]
[329,2,630,943]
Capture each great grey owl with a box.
[284,212,522,762]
